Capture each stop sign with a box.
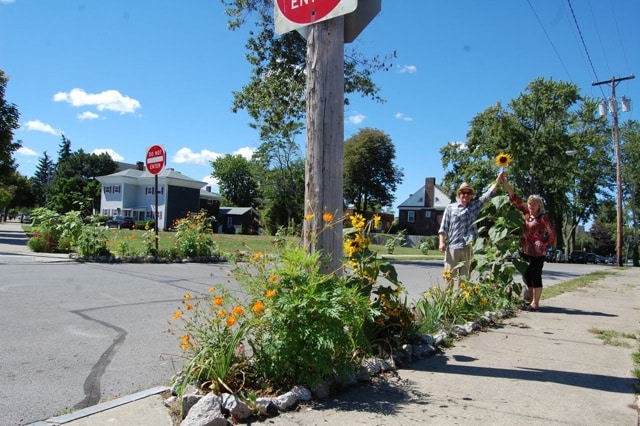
[275,0,357,34]
[145,144,166,175]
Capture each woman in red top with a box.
[502,178,556,311]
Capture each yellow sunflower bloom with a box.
[495,152,513,168]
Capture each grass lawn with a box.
[104,229,440,259]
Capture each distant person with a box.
[502,176,556,311]
[438,172,504,281]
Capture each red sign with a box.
[146,144,166,175]
[275,0,357,34]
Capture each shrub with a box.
[173,210,218,258]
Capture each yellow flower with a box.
[185,303,193,311]
[322,212,333,222]
[252,301,265,313]
[480,297,488,306]
[304,213,314,221]
[373,214,381,228]
[226,316,237,327]
[232,305,244,316]
[213,296,224,306]
[474,285,481,294]
[350,213,366,229]
[208,287,215,293]
[217,309,227,317]
[180,334,190,350]
[251,252,262,262]
[266,289,277,298]
[268,275,278,283]
[495,152,513,168]
[183,293,192,301]
[442,270,452,281]
[173,310,183,320]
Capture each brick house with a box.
[397,177,450,236]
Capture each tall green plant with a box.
[473,194,527,305]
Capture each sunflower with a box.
[495,152,513,168]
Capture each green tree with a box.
[31,151,55,206]
[620,119,640,265]
[48,148,118,215]
[0,70,21,185]
[441,78,612,252]
[343,128,404,212]
[222,0,390,141]
[251,138,305,233]
[211,154,261,208]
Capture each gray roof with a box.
[97,168,206,189]
[219,207,259,216]
[397,184,450,210]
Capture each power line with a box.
[565,0,606,98]
[526,0,572,80]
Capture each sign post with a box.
[146,145,166,252]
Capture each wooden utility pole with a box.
[592,74,634,267]
[303,17,345,274]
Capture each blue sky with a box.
[2,0,638,211]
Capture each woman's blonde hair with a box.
[527,195,546,214]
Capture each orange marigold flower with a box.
[173,310,183,320]
[217,309,227,317]
[322,212,333,222]
[251,252,262,262]
[252,301,265,313]
[180,334,190,350]
[208,287,215,293]
[184,293,192,301]
[268,275,278,283]
[185,303,193,311]
[226,316,237,327]
[213,296,224,306]
[266,289,277,298]
[232,305,244,316]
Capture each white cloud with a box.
[201,175,219,192]
[53,88,141,114]
[22,120,59,135]
[395,112,413,122]
[0,0,15,4]
[233,147,255,159]
[172,147,222,165]
[78,111,100,120]
[17,147,38,156]
[397,65,417,74]
[347,113,366,125]
[92,148,124,161]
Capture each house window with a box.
[145,186,154,195]
[104,186,111,193]
[407,211,415,223]
[424,211,432,219]
[227,217,233,227]
[157,186,164,195]
[114,185,120,193]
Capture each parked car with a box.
[568,250,587,264]
[595,255,606,264]
[105,215,136,230]
[585,252,597,263]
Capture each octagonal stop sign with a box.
[275,0,357,35]
[146,145,166,175]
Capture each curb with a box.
[27,386,169,425]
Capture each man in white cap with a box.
[438,172,504,280]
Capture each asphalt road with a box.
[0,255,612,426]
